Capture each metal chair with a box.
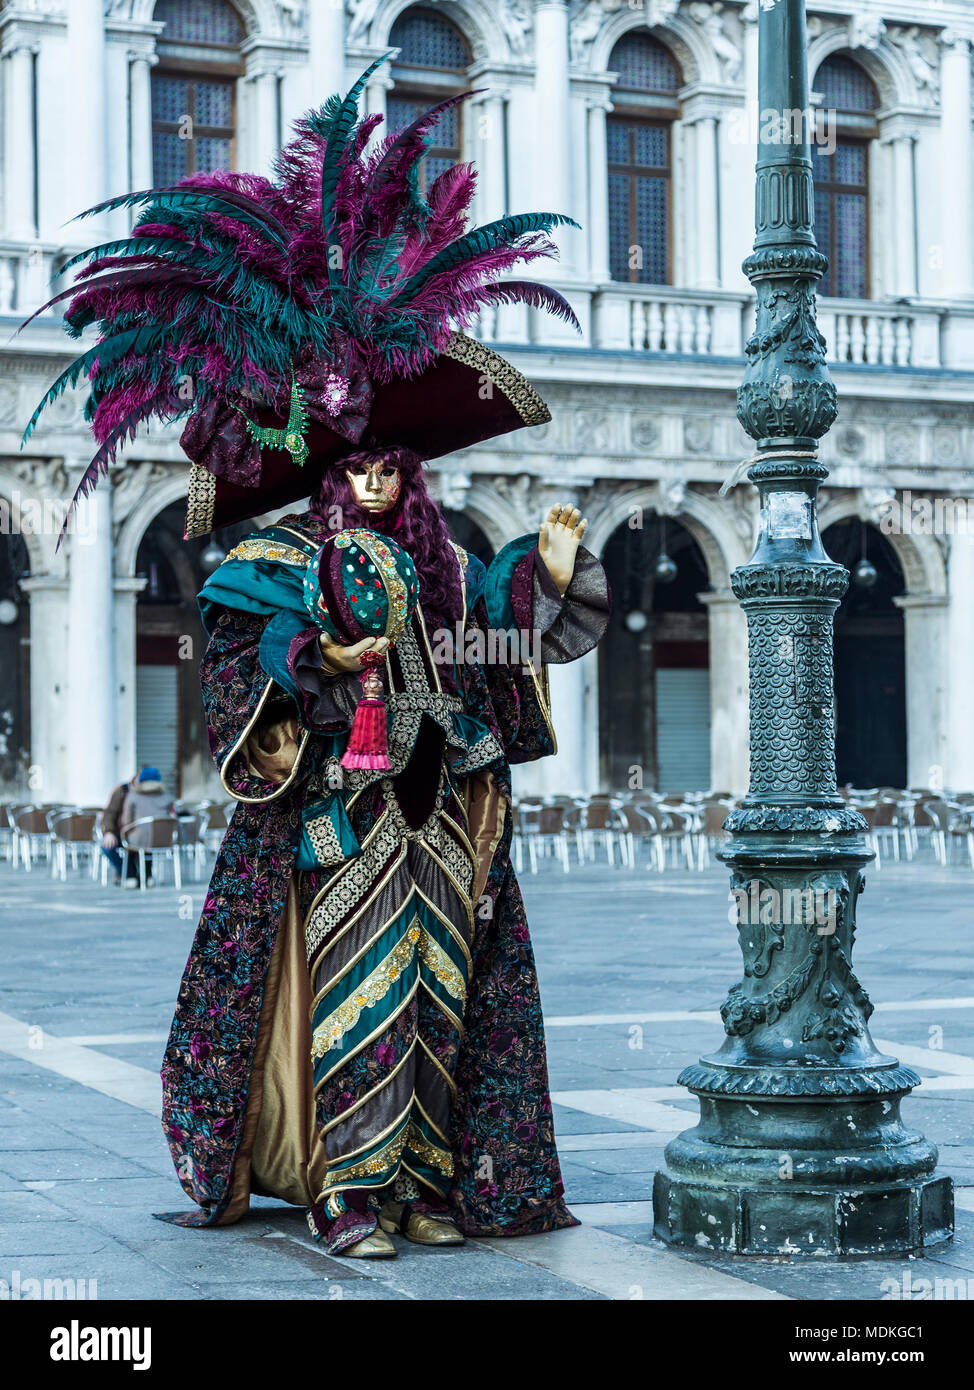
[197,801,232,854]
[176,811,209,881]
[49,811,98,881]
[574,796,625,867]
[121,817,181,890]
[657,805,698,871]
[696,800,734,869]
[0,804,19,864]
[918,799,952,866]
[12,806,54,872]
[619,800,665,872]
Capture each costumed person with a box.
[23,58,610,1259]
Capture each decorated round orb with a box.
[303,528,419,645]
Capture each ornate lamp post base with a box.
[654,827,953,1256]
[655,1112,952,1258]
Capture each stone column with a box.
[587,98,611,283]
[309,0,345,102]
[67,479,117,805]
[472,89,508,222]
[881,130,918,297]
[114,576,148,785]
[66,0,108,232]
[533,0,574,271]
[19,574,71,803]
[946,533,974,788]
[129,52,155,191]
[693,114,721,289]
[250,66,281,176]
[2,43,37,240]
[894,593,949,789]
[366,68,392,125]
[939,32,974,298]
[700,590,750,796]
[510,651,596,798]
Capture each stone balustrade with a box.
[478,281,974,374]
[0,243,64,318]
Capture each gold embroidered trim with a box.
[312,884,419,1006]
[305,822,406,963]
[443,332,551,427]
[311,922,422,1058]
[224,537,309,567]
[322,1096,415,1172]
[418,928,466,1004]
[320,1122,410,1190]
[314,978,421,1092]
[312,915,468,1058]
[406,1119,453,1177]
[413,883,473,971]
[184,464,217,539]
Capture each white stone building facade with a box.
[1,0,973,806]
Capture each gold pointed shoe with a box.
[379,1200,465,1246]
[341,1228,397,1259]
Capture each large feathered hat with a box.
[22,56,579,542]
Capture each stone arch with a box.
[371,0,500,65]
[115,468,192,580]
[808,35,915,113]
[0,465,60,578]
[585,483,749,587]
[591,11,707,89]
[130,0,268,34]
[819,493,947,597]
[460,480,529,553]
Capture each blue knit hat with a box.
[138,767,161,783]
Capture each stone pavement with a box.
[2,852,974,1301]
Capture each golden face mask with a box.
[344,460,402,513]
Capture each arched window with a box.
[812,54,878,299]
[607,32,681,285]
[151,0,244,183]
[388,6,472,193]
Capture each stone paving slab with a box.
[2,856,973,1300]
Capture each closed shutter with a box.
[656,668,711,793]
[136,665,180,794]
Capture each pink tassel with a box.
[341,658,390,771]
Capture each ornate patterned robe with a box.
[158,508,609,1236]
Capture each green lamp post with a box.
[652,0,953,1255]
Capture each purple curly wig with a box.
[309,447,463,630]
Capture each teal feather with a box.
[320,54,392,256]
[390,213,580,304]
[56,236,198,280]
[73,188,290,248]
[21,323,172,445]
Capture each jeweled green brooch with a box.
[237,374,309,467]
